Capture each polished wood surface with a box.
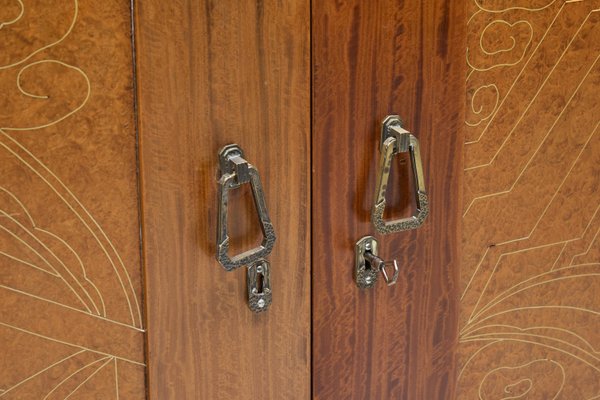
[312,1,465,399]
[135,1,311,398]
[0,0,145,397]
[458,0,600,397]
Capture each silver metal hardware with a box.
[217,144,276,313]
[247,259,272,313]
[355,236,399,289]
[217,144,276,271]
[372,115,429,234]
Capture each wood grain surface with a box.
[135,1,311,398]
[458,0,600,398]
[0,0,146,397]
[312,1,465,399]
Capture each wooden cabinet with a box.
[2,1,599,399]
[458,2,600,398]
[311,1,464,399]
[0,1,145,397]
[134,1,311,398]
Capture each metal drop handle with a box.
[371,115,429,234]
[216,144,276,312]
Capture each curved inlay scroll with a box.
[0,0,145,397]
[459,0,600,398]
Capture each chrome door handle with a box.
[216,144,276,312]
[371,115,429,234]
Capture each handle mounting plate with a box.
[355,236,379,289]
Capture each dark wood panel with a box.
[312,1,465,399]
[135,1,311,398]
[0,0,145,397]
[459,1,600,397]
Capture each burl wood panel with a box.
[312,1,465,399]
[458,0,600,398]
[135,1,311,399]
[0,0,145,398]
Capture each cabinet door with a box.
[458,1,600,397]
[312,1,465,399]
[134,1,311,399]
[0,1,146,397]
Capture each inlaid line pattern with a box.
[459,0,600,398]
[0,0,145,397]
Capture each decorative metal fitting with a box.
[216,144,276,313]
[371,115,429,234]
[216,144,276,271]
[247,259,272,312]
[355,236,399,289]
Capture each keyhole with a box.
[365,253,373,271]
[255,267,264,294]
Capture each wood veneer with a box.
[135,1,311,398]
[312,1,466,399]
[0,0,145,397]
[458,0,600,397]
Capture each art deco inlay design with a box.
[459,0,600,398]
[0,0,145,397]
